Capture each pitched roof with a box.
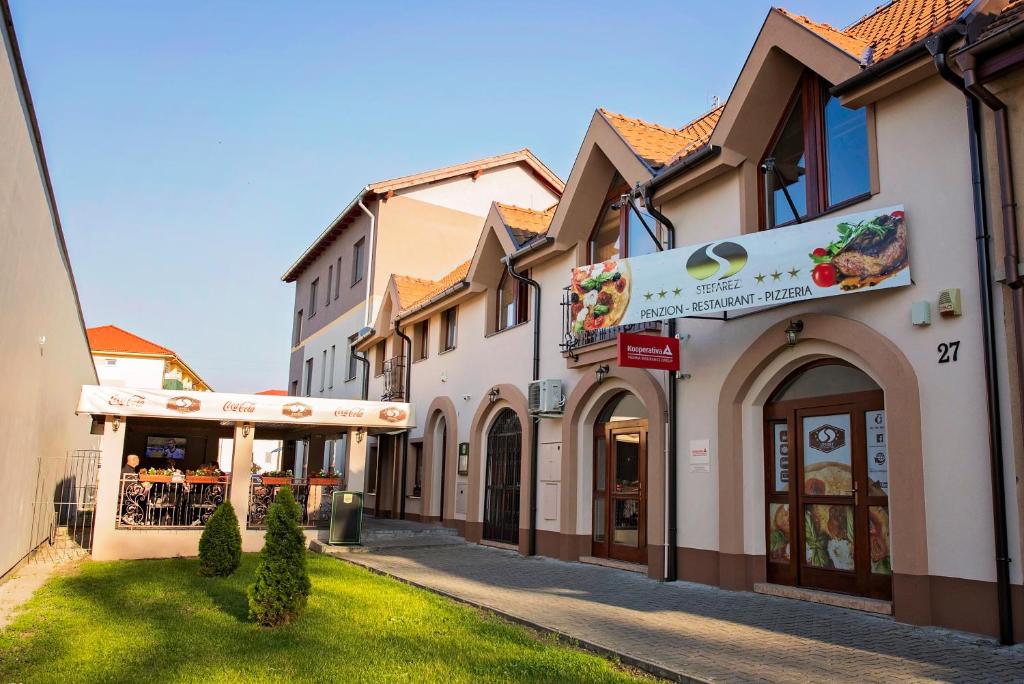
[282,149,564,283]
[495,202,557,247]
[87,325,173,356]
[600,105,724,170]
[392,259,473,318]
[255,389,287,396]
[975,0,1024,42]
[777,0,973,65]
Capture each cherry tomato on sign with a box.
[891,210,904,220]
[811,247,828,258]
[812,263,837,288]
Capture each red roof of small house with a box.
[255,389,287,396]
[87,325,173,356]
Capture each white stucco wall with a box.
[401,163,559,216]
[93,354,165,389]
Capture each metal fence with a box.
[246,479,341,530]
[30,450,100,563]
[560,285,661,355]
[115,475,228,529]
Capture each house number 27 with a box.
[937,341,960,363]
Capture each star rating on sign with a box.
[657,289,668,299]
[771,270,783,281]
[755,273,766,284]
[788,267,800,279]
[643,292,653,301]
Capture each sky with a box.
[10,1,868,393]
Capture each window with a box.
[346,335,358,381]
[293,310,303,346]
[303,358,314,397]
[414,320,429,361]
[320,350,327,392]
[761,72,870,230]
[589,192,660,263]
[335,257,342,299]
[441,307,457,352]
[352,238,365,285]
[374,340,386,376]
[290,380,299,396]
[495,271,529,332]
[105,358,117,366]
[328,345,336,389]
[309,278,319,317]
[326,265,333,305]
[411,443,423,497]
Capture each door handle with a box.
[839,482,859,505]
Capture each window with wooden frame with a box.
[374,340,386,376]
[414,320,429,361]
[335,257,342,299]
[761,72,871,230]
[308,278,319,317]
[346,334,358,381]
[352,238,366,285]
[495,271,529,332]
[441,307,457,352]
[588,181,661,263]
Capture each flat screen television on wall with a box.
[145,436,187,460]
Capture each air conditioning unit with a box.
[529,379,564,416]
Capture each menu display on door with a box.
[773,423,789,492]
[865,410,888,495]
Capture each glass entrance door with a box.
[764,366,891,600]
[593,421,646,563]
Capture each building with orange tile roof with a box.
[87,325,211,391]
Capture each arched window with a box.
[762,72,870,229]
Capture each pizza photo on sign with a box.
[569,259,631,335]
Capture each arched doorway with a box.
[483,408,521,544]
[592,392,647,563]
[764,360,891,600]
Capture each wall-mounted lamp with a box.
[785,320,804,347]
[112,416,121,432]
[487,386,500,404]
[356,429,364,444]
[242,424,251,438]
[595,364,610,384]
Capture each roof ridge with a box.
[598,108,692,138]
[844,0,898,32]
[496,201,554,214]
[87,324,173,355]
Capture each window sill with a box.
[439,346,457,355]
[412,356,429,364]
[351,277,364,287]
[344,376,357,383]
[485,320,529,338]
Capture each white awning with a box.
[76,385,415,430]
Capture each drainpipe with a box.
[351,346,370,401]
[394,319,413,520]
[357,194,377,328]
[930,34,1015,646]
[502,251,541,556]
[640,186,679,582]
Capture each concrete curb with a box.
[321,551,712,684]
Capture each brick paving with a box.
[336,543,1024,683]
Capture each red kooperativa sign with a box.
[617,332,679,371]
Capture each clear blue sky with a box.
[10,1,865,392]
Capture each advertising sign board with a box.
[617,332,679,371]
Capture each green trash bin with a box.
[328,491,363,545]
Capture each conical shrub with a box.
[247,486,311,626]
[198,501,241,577]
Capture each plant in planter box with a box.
[186,466,225,483]
[260,470,294,485]
[248,486,310,626]
[309,468,342,486]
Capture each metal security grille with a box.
[29,450,100,563]
[483,408,521,545]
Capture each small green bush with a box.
[247,486,311,626]
[198,501,242,577]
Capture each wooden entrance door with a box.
[765,389,892,600]
[483,408,521,545]
[593,419,647,563]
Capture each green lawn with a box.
[0,553,648,683]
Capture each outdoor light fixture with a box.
[242,424,251,438]
[356,429,364,443]
[112,416,121,432]
[488,386,500,404]
[785,320,804,347]
[595,364,610,384]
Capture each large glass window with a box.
[495,272,528,332]
[762,73,870,230]
[441,307,457,351]
[589,187,661,262]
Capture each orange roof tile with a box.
[255,389,287,396]
[778,1,973,65]
[87,325,173,356]
[976,0,1024,42]
[601,105,724,169]
[394,259,473,317]
[495,202,557,247]
[368,148,563,195]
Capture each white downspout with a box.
[357,190,377,327]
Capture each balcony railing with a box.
[560,286,660,356]
[246,477,344,530]
[381,356,406,401]
[115,474,229,529]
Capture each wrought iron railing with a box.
[560,286,661,356]
[382,356,406,401]
[115,474,229,529]
[246,477,343,530]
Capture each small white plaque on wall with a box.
[542,482,559,521]
[689,439,710,473]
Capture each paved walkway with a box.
[336,543,1024,683]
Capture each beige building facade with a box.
[0,2,99,577]
[336,0,1024,643]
